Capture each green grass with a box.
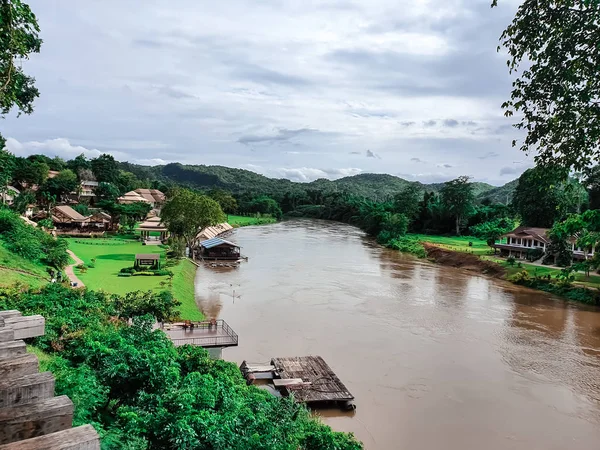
[66,236,203,320]
[27,345,56,371]
[66,236,167,295]
[408,234,492,256]
[228,215,277,227]
[0,243,50,289]
[171,259,203,321]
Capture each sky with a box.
[2,0,532,186]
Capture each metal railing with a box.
[166,319,239,348]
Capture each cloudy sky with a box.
[3,0,532,185]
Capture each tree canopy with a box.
[161,189,226,255]
[495,0,600,173]
[440,176,474,235]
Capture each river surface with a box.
[194,220,600,450]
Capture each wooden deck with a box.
[241,356,355,410]
[160,320,238,348]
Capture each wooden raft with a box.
[271,356,355,410]
[0,310,100,449]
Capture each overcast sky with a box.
[2,0,531,185]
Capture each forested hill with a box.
[120,162,516,202]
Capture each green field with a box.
[66,236,202,320]
[0,243,50,289]
[228,215,277,227]
[408,234,492,256]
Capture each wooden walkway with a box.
[241,356,355,410]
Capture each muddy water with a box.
[194,220,600,450]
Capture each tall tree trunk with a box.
[455,215,460,236]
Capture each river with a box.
[194,219,600,450]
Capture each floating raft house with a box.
[240,356,355,411]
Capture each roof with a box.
[135,253,160,260]
[138,216,167,231]
[81,180,99,187]
[53,205,88,222]
[47,170,60,179]
[502,226,550,243]
[89,211,111,221]
[134,189,165,204]
[200,237,240,249]
[117,191,151,203]
[196,223,233,241]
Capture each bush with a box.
[387,236,427,258]
[509,270,531,283]
[154,269,173,276]
[117,273,132,277]
[526,248,544,262]
[507,256,516,266]
[132,272,155,276]
[120,267,136,274]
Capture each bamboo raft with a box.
[240,356,355,411]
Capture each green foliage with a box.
[0,284,362,449]
[0,208,69,268]
[40,169,78,201]
[440,176,475,235]
[161,188,226,251]
[72,203,90,216]
[507,256,516,266]
[13,156,48,188]
[509,269,531,283]
[526,247,544,262]
[244,195,283,218]
[95,182,120,202]
[208,189,238,214]
[0,148,15,199]
[0,0,42,128]
[386,236,427,258]
[470,217,515,248]
[91,154,119,183]
[11,188,35,213]
[495,0,600,173]
[512,167,581,227]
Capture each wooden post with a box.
[0,372,55,408]
[0,354,39,380]
[0,396,74,444]
[0,341,26,360]
[3,316,45,340]
[0,425,100,450]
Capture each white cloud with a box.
[0,0,526,186]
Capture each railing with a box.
[165,319,239,348]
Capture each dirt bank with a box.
[423,243,506,278]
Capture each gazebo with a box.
[134,253,160,269]
[138,216,169,242]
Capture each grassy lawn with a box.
[0,243,50,289]
[66,237,166,295]
[66,236,203,320]
[228,215,277,227]
[172,259,203,321]
[409,234,492,256]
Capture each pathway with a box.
[65,250,85,288]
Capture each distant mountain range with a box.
[119,162,518,204]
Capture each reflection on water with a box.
[194,219,600,450]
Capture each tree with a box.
[95,182,120,202]
[119,201,152,231]
[161,189,226,257]
[11,188,34,213]
[115,170,140,194]
[246,195,283,218]
[0,147,15,203]
[0,0,42,148]
[441,176,474,235]
[393,184,421,223]
[40,169,78,201]
[512,167,579,227]
[13,157,49,187]
[470,217,515,251]
[584,166,600,210]
[91,154,118,183]
[208,189,238,214]
[494,0,600,173]
[67,153,91,177]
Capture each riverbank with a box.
[411,234,600,305]
[228,214,277,227]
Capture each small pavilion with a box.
[198,237,241,260]
[138,216,169,242]
[134,253,160,269]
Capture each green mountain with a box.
[120,162,516,203]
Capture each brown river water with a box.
[194,219,600,450]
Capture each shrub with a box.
[507,256,516,266]
[117,273,132,277]
[120,267,136,274]
[154,269,173,276]
[132,272,155,276]
[387,236,427,258]
[509,270,531,284]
